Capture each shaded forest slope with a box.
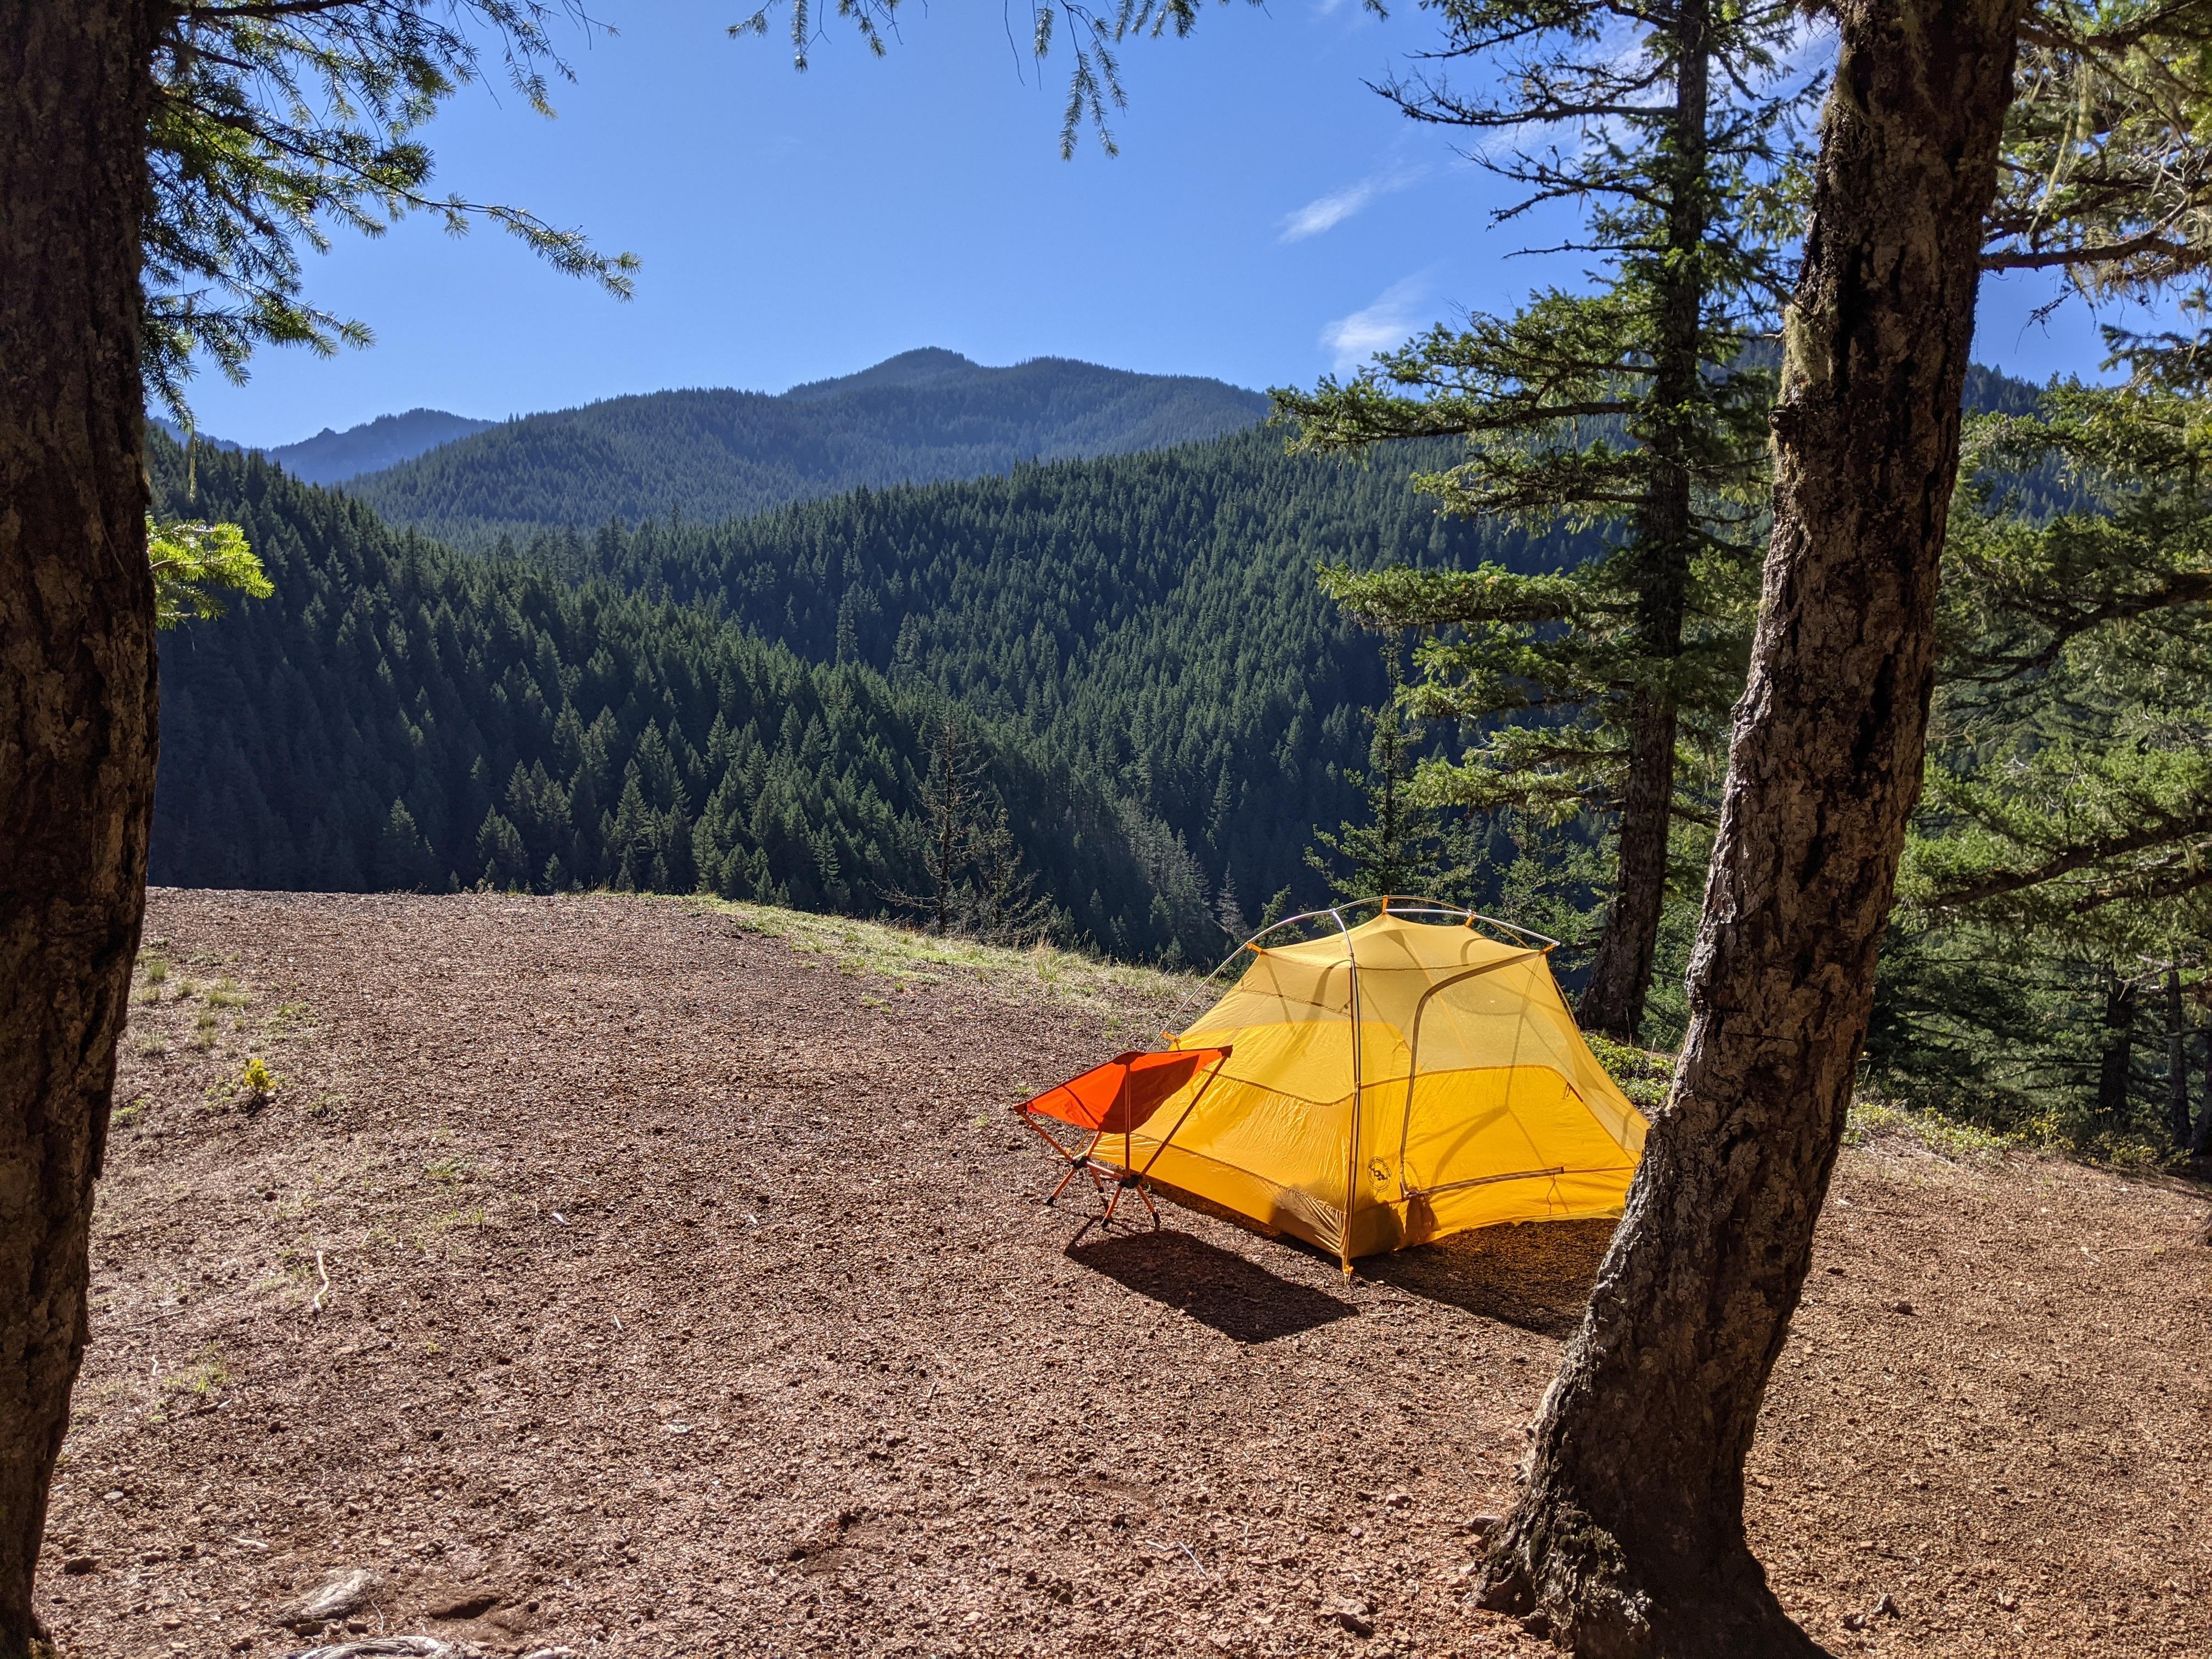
[506,426,1554,911]
[148,438,1225,962]
[151,428,1518,937]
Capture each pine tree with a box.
[476,809,530,890]
[1304,698,1452,904]
[375,800,438,891]
[1274,0,1812,1038]
[1870,382,2212,1147]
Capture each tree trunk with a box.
[2195,1004,2212,1158]
[1575,0,1707,1044]
[2097,974,2137,1123]
[0,5,159,1651]
[1579,691,1677,1040]
[1477,0,2027,1648]
[2167,967,2190,1148]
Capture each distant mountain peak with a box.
[780,347,984,402]
[267,408,496,485]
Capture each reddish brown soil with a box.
[36,890,2212,1658]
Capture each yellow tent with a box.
[1094,900,1649,1269]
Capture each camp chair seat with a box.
[1015,1047,1231,1232]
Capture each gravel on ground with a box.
[35,890,2212,1658]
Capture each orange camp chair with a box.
[1015,1047,1231,1231]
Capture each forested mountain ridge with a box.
[513,426,1570,913]
[345,351,1269,548]
[148,436,1223,962]
[266,408,496,484]
[152,408,496,481]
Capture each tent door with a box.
[1395,953,1542,1199]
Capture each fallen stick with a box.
[311,1250,330,1317]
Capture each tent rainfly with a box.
[1018,898,1650,1271]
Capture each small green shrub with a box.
[1584,1032,1675,1114]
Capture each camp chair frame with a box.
[1019,1051,1233,1236]
[1150,896,1560,1276]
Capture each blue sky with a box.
[183,0,2130,448]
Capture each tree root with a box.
[1476,1503,1831,1659]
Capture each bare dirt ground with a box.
[35,890,2212,1659]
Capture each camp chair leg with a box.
[1098,1172,1161,1232]
[1131,1178,1161,1229]
[1024,1115,1107,1210]
[1043,1158,1086,1207]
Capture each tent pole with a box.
[1334,906,1361,1278]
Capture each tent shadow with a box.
[1367,1218,1618,1338]
[1068,1229,1358,1344]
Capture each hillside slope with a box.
[524,427,1562,911]
[346,351,1268,545]
[148,438,1221,961]
[39,890,2212,1658]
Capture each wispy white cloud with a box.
[1282,182,1381,242]
[1320,275,1431,374]
[1279,165,1425,244]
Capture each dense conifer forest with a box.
[146,437,1226,963]
[153,422,1562,954]
[502,426,1585,915]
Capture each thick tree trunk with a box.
[1576,0,1706,1043]
[0,5,159,1652]
[2167,967,2190,1148]
[2096,975,2137,1123]
[1579,691,1677,1040]
[1477,0,2027,1649]
[2196,1003,2212,1159]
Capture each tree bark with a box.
[2096,974,2137,1124]
[2195,1004,2212,1158]
[1478,0,2027,1648]
[1580,692,1677,1041]
[2167,967,2189,1148]
[0,4,159,1651]
[1575,0,1707,1044]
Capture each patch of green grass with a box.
[423,1156,473,1185]
[686,896,1194,1020]
[140,955,170,986]
[112,1101,144,1127]
[162,1345,228,1397]
[1844,1099,2022,1163]
[413,1206,488,1252]
[189,1011,219,1052]
[205,979,250,1009]
[133,1036,168,1057]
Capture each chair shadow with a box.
[1366,1218,1619,1338]
[1068,1228,1358,1344]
